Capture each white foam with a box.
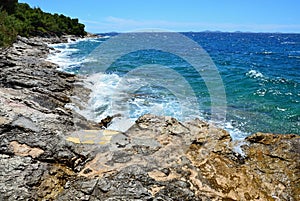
[224,122,249,141]
[47,43,82,71]
[281,41,297,45]
[73,71,198,132]
[255,88,267,96]
[262,51,273,55]
[72,73,139,131]
[246,70,264,79]
[223,121,249,156]
[232,140,247,157]
[73,71,249,137]
[46,37,104,71]
[276,107,287,112]
[49,36,250,139]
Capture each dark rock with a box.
[97,114,122,128]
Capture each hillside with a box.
[0,0,86,47]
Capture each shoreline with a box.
[0,35,299,200]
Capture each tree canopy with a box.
[0,0,18,14]
[0,1,86,47]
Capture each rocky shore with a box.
[0,36,299,200]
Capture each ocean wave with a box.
[75,72,192,132]
[88,39,102,43]
[80,72,251,138]
[52,33,300,137]
[245,69,294,85]
[67,36,105,44]
[255,51,274,55]
[276,107,287,112]
[246,70,265,79]
[47,46,83,71]
[281,41,297,45]
[261,51,273,55]
[46,37,104,71]
[288,55,300,59]
[255,88,267,96]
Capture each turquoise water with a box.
[48,32,300,137]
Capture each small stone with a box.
[80,178,98,194]
[83,168,92,174]
[97,178,111,193]
[64,181,71,189]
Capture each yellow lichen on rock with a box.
[66,129,121,144]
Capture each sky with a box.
[19,0,300,33]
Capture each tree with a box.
[0,0,18,14]
[0,2,87,46]
[0,10,17,46]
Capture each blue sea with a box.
[47,32,300,139]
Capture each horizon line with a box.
[91,30,300,34]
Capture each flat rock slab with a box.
[66,129,121,145]
[12,116,41,132]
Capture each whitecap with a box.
[46,47,83,71]
[46,36,106,71]
[71,71,203,132]
[281,41,297,45]
[246,70,264,79]
[262,51,273,55]
[255,88,267,96]
[47,43,87,71]
[288,55,300,59]
[276,107,287,112]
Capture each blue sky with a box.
[19,0,300,33]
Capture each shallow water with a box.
[47,32,300,138]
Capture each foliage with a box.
[0,0,18,14]
[0,1,86,47]
[0,10,18,46]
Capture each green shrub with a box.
[0,2,86,47]
[0,0,18,14]
[0,10,18,47]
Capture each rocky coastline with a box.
[0,36,299,200]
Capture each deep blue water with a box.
[48,32,300,137]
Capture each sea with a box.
[47,32,300,139]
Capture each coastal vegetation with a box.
[0,0,86,47]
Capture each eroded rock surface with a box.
[0,37,299,200]
[0,36,97,200]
